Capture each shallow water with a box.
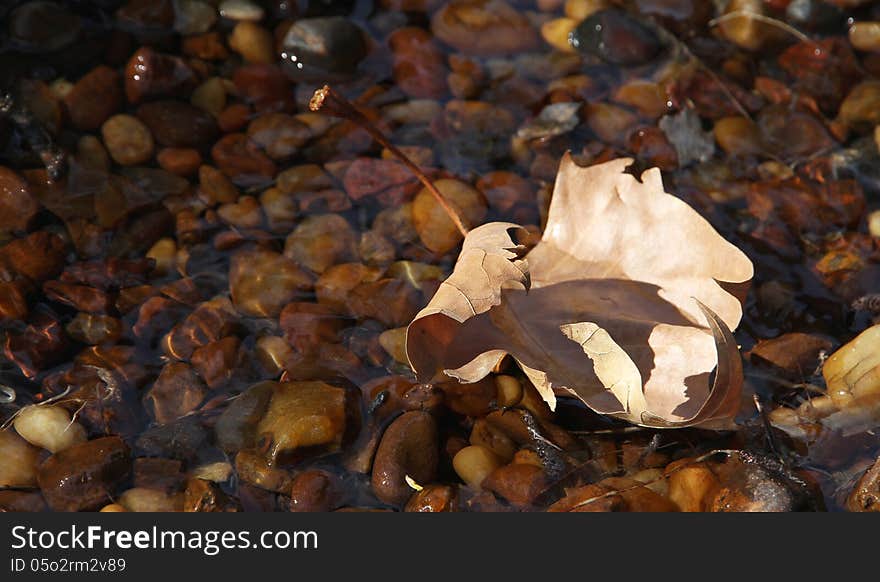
[1,0,879,512]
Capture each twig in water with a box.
[309,85,469,238]
[709,11,813,45]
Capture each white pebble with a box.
[0,430,41,488]
[219,0,264,21]
[869,210,880,238]
[13,405,87,453]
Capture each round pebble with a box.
[101,114,155,166]
[219,0,264,21]
[13,405,87,453]
[229,21,275,64]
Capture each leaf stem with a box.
[309,85,469,238]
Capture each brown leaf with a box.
[406,155,754,428]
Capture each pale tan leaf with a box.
[406,155,754,428]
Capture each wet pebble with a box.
[716,0,779,51]
[541,18,578,53]
[0,281,28,322]
[431,0,539,56]
[517,102,581,141]
[257,381,350,459]
[823,324,880,410]
[125,47,198,104]
[118,487,183,512]
[217,194,263,228]
[280,17,367,77]
[37,436,131,512]
[0,167,40,232]
[405,484,458,512]
[192,336,241,388]
[847,457,880,512]
[348,278,422,327]
[389,27,448,99]
[280,302,349,352]
[289,469,339,512]
[570,8,663,66]
[412,179,487,254]
[713,116,764,156]
[229,21,275,64]
[0,430,41,488]
[13,405,87,453]
[0,231,66,282]
[247,113,311,160]
[136,100,219,148]
[483,462,546,506]
[101,114,155,166]
[453,444,504,490]
[586,102,639,147]
[627,126,678,171]
[232,64,293,113]
[229,247,312,317]
[157,147,202,176]
[284,214,358,273]
[219,0,264,21]
[372,411,439,505]
[211,133,277,185]
[198,164,239,205]
[64,66,123,131]
[145,362,209,424]
[343,158,414,204]
[850,22,880,53]
[838,81,880,129]
[65,313,124,345]
[315,263,383,312]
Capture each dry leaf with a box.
[406,155,754,428]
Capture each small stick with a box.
[309,85,469,238]
[709,11,813,45]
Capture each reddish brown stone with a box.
[144,362,208,424]
[372,411,439,505]
[0,167,40,232]
[125,47,198,104]
[627,126,679,171]
[191,336,241,389]
[280,302,350,352]
[64,66,123,131]
[347,279,422,327]
[0,281,28,321]
[136,100,219,148]
[389,27,448,99]
[211,133,277,184]
[157,148,202,176]
[37,436,131,512]
[289,470,339,512]
[217,103,252,133]
[232,64,293,113]
[43,281,112,313]
[483,463,546,506]
[0,232,66,283]
[405,484,458,512]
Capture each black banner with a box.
[0,513,872,581]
